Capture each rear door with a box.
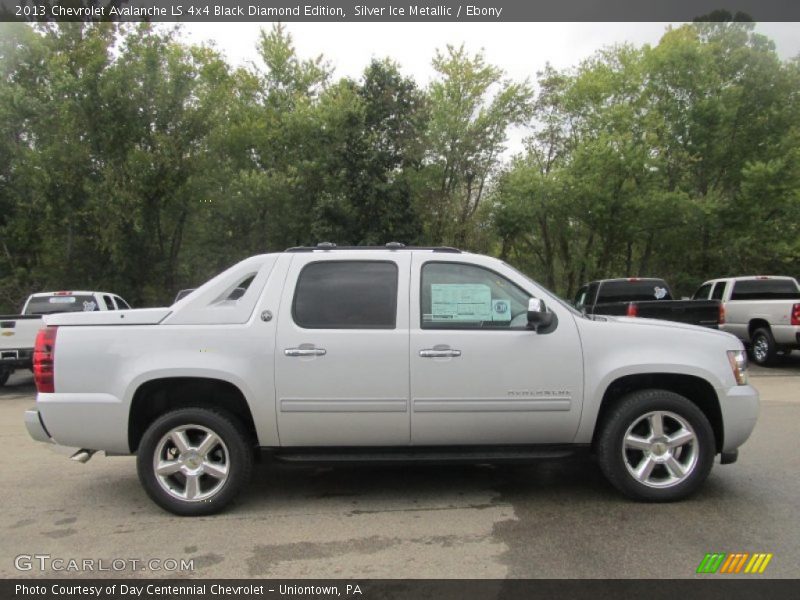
[274,252,411,446]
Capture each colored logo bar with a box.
[697,553,773,574]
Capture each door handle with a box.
[285,347,327,357]
[419,348,461,358]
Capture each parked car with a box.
[0,291,131,385]
[573,278,721,328]
[25,244,757,515]
[693,276,800,365]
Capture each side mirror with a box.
[527,297,555,331]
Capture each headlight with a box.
[727,350,748,385]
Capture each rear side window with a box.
[597,281,672,303]
[731,279,800,300]
[710,282,727,301]
[103,295,116,310]
[693,283,712,300]
[293,261,398,329]
[24,295,100,315]
[115,296,131,309]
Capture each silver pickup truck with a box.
[1,291,131,385]
[25,245,759,515]
[693,276,800,365]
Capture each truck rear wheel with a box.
[596,390,715,502]
[136,407,253,516]
[750,327,777,366]
[0,367,10,387]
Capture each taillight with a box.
[33,326,58,393]
[627,303,638,317]
[719,304,726,325]
[791,303,800,326]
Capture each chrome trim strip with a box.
[413,398,572,412]
[280,398,408,413]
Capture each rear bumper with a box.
[24,409,53,444]
[771,324,800,347]
[35,392,129,454]
[718,384,760,453]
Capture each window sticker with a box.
[48,296,76,304]
[491,299,512,322]
[82,300,97,311]
[654,286,667,300]
[430,283,492,322]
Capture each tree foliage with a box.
[494,23,800,298]
[0,22,797,311]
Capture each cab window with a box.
[293,261,398,329]
[421,262,531,329]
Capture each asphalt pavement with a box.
[1,355,798,579]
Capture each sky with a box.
[179,22,800,154]
[180,22,800,80]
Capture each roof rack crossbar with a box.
[284,244,461,253]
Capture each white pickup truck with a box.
[0,291,131,385]
[693,276,800,365]
[25,245,759,515]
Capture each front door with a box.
[409,256,583,445]
[275,253,411,446]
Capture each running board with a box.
[269,445,588,466]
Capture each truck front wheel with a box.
[136,407,253,516]
[596,390,715,502]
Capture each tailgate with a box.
[634,300,720,327]
[0,315,42,350]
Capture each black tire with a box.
[596,389,715,502]
[137,407,253,516]
[0,367,10,387]
[749,327,777,366]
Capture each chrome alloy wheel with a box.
[153,424,230,502]
[622,411,698,488]
[753,336,769,363]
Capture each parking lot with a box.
[1,356,798,579]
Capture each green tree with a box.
[421,45,533,248]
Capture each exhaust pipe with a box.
[70,449,96,464]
